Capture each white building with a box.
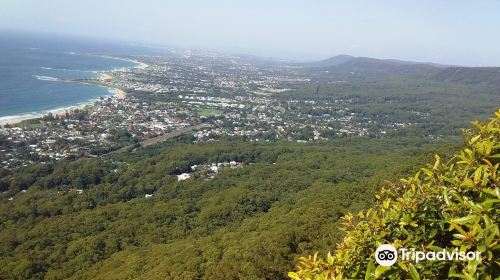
[177,173,191,181]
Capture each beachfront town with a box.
[0,51,413,169]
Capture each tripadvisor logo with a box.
[375,244,481,267]
[375,244,398,266]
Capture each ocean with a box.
[0,31,149,120]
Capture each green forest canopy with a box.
[0,134,457,279]
[289,110,499,280]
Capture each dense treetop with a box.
[0,135,454,279]
[289,110,499,280]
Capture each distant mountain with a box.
[300,54,355,67]
[300,55,500,86]
[298,55,439,81]
[303,55,448,68]
[432,67,500,85]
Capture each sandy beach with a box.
[125,58,149,69]
[0,109,69,126]
[0,56,142,127]
[0,85,126,126]
[135,61,149,69]
[97,55,149,70]
[113,88,127,99]
[99,73,114,80]
[0,115,43,126]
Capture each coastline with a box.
[0,108,75,126]
[0,55,144,127]
[0,80,127,127]
[97,55,149,70]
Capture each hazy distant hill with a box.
[432,66,500,85]
[300,54,356,67]
[301,55,500,86]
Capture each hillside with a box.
[299,55,356,67]
[301,55,500,86]
[433,67,500,85]
[290,110,499,279]
[0,137,454,279]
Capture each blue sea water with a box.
[0,31,146,119]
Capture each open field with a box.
[198,108,223,116]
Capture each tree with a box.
[289,110,500,279]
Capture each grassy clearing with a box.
[198,108,223,116]
[18,120,45,129]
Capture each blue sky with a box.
[1,0,499,65]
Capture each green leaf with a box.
[365,261,375,280]
[408,263,420,280]
[482,199,500,209]
[374,265,390,278]
[383,198,391,209]
[288,272,300,280]
[421,168,433,177]
[461,178,475,187]
[485,142,493,155]
[464,148,474,158]
[443,192,450,205]
[451,215,479,225]
[327,251,334,265]
[485,227,497,246]
[482,214,492,227]
[449,273,474,280]
[470,135,481,144]
[433,155,441,170]
[428,245,442,251]
[473,166,483,184]
[453,233,465,239]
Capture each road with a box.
[110,124,206,154]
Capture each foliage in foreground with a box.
[289,110,500,279]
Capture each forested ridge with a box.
[290,110,499,279]
[0,135,457,279]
